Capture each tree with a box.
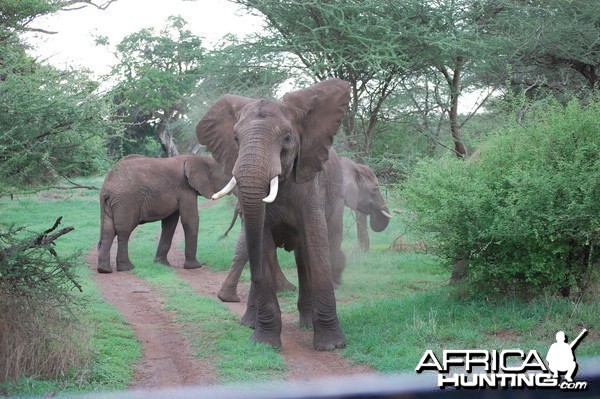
[494,0,600,97]
[232,0,506,159]
[108,16,205,157]
[0,0,116,39]
[0,46,118,188]
[0,0,121,189]
[233,0,421,155]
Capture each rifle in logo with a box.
[546,328,588,382]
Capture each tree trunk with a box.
[438,58,467,158]
[448,58,467,158]
[155,115,180,157]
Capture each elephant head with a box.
[196,79,351,283]
[340,157,391,232]
[183,155,231,200]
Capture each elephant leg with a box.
[115,230,135,272]
[356,211,370,252]
[303,213,346,351]
[219,232,248,303]
[249,233,282,349]
[97,216,116,273]
[295,249,313,329]
[274,251,296,293]
[329,202,347,287]
[180,200,201,269]
[154,211,179,266]
[240,282,256,328]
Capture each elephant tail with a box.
[220,207,240,239]
[98,192,112,249]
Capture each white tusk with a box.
[262,176,279,203]
[212,177,237,200]
[381,209,392,219]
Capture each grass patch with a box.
[340,289,600,372]
[126,221,288,383]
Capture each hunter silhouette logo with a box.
[546,329,587,383]
[415,328,589,390]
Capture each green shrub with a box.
[0,221,89,382]
[403,98,600,299]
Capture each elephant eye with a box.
[233,133,239,145]
[283,132,293,145]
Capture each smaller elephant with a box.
[217,157,391,303]
[97,154,230,273]
[340,156,391,252]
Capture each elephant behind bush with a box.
[97,154,230,273]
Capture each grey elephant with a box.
[196,78,351,350]
[217,157,391,303]
[340,156,391,251]
[97,154,230,273]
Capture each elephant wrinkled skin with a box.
[97,154,230,273]
[196,79,351,351]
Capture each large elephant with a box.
[97,154,230,273]
[217,158,391,303]
[196,79,351,350]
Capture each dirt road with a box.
[89,203,373,388]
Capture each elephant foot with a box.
[183,260,202,269]
[313,328,346,351]
[97,264,113,274]
[240,311,256,329]
[276,279,296,293]
[218,288,241,303]
[153,256,170,266]
[116,261,134,272]
[251,329,282,350]
[299,313,313,329]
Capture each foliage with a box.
[0,220,86,382]
[0,45,116,189]
[107,16,205,157]
[403,98,600,298]
[490,0,600,96]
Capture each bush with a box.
[0,220,89,382]
[403,98,600,299]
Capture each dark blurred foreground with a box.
[78,357,600,399]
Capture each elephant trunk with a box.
[370,205,391,232]
[240,197,266,284]
[235,148,276,285]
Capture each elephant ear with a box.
[283,79,351,183]
[184,156,214,199]
[340,157,360,210]
[195,95,254,176]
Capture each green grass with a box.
[2,177,599,396]
[125,222,288,383]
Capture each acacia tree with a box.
[233,0,423,155]
[493,0,600,97]
[233,0,507,158]
[109,16,204,157]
